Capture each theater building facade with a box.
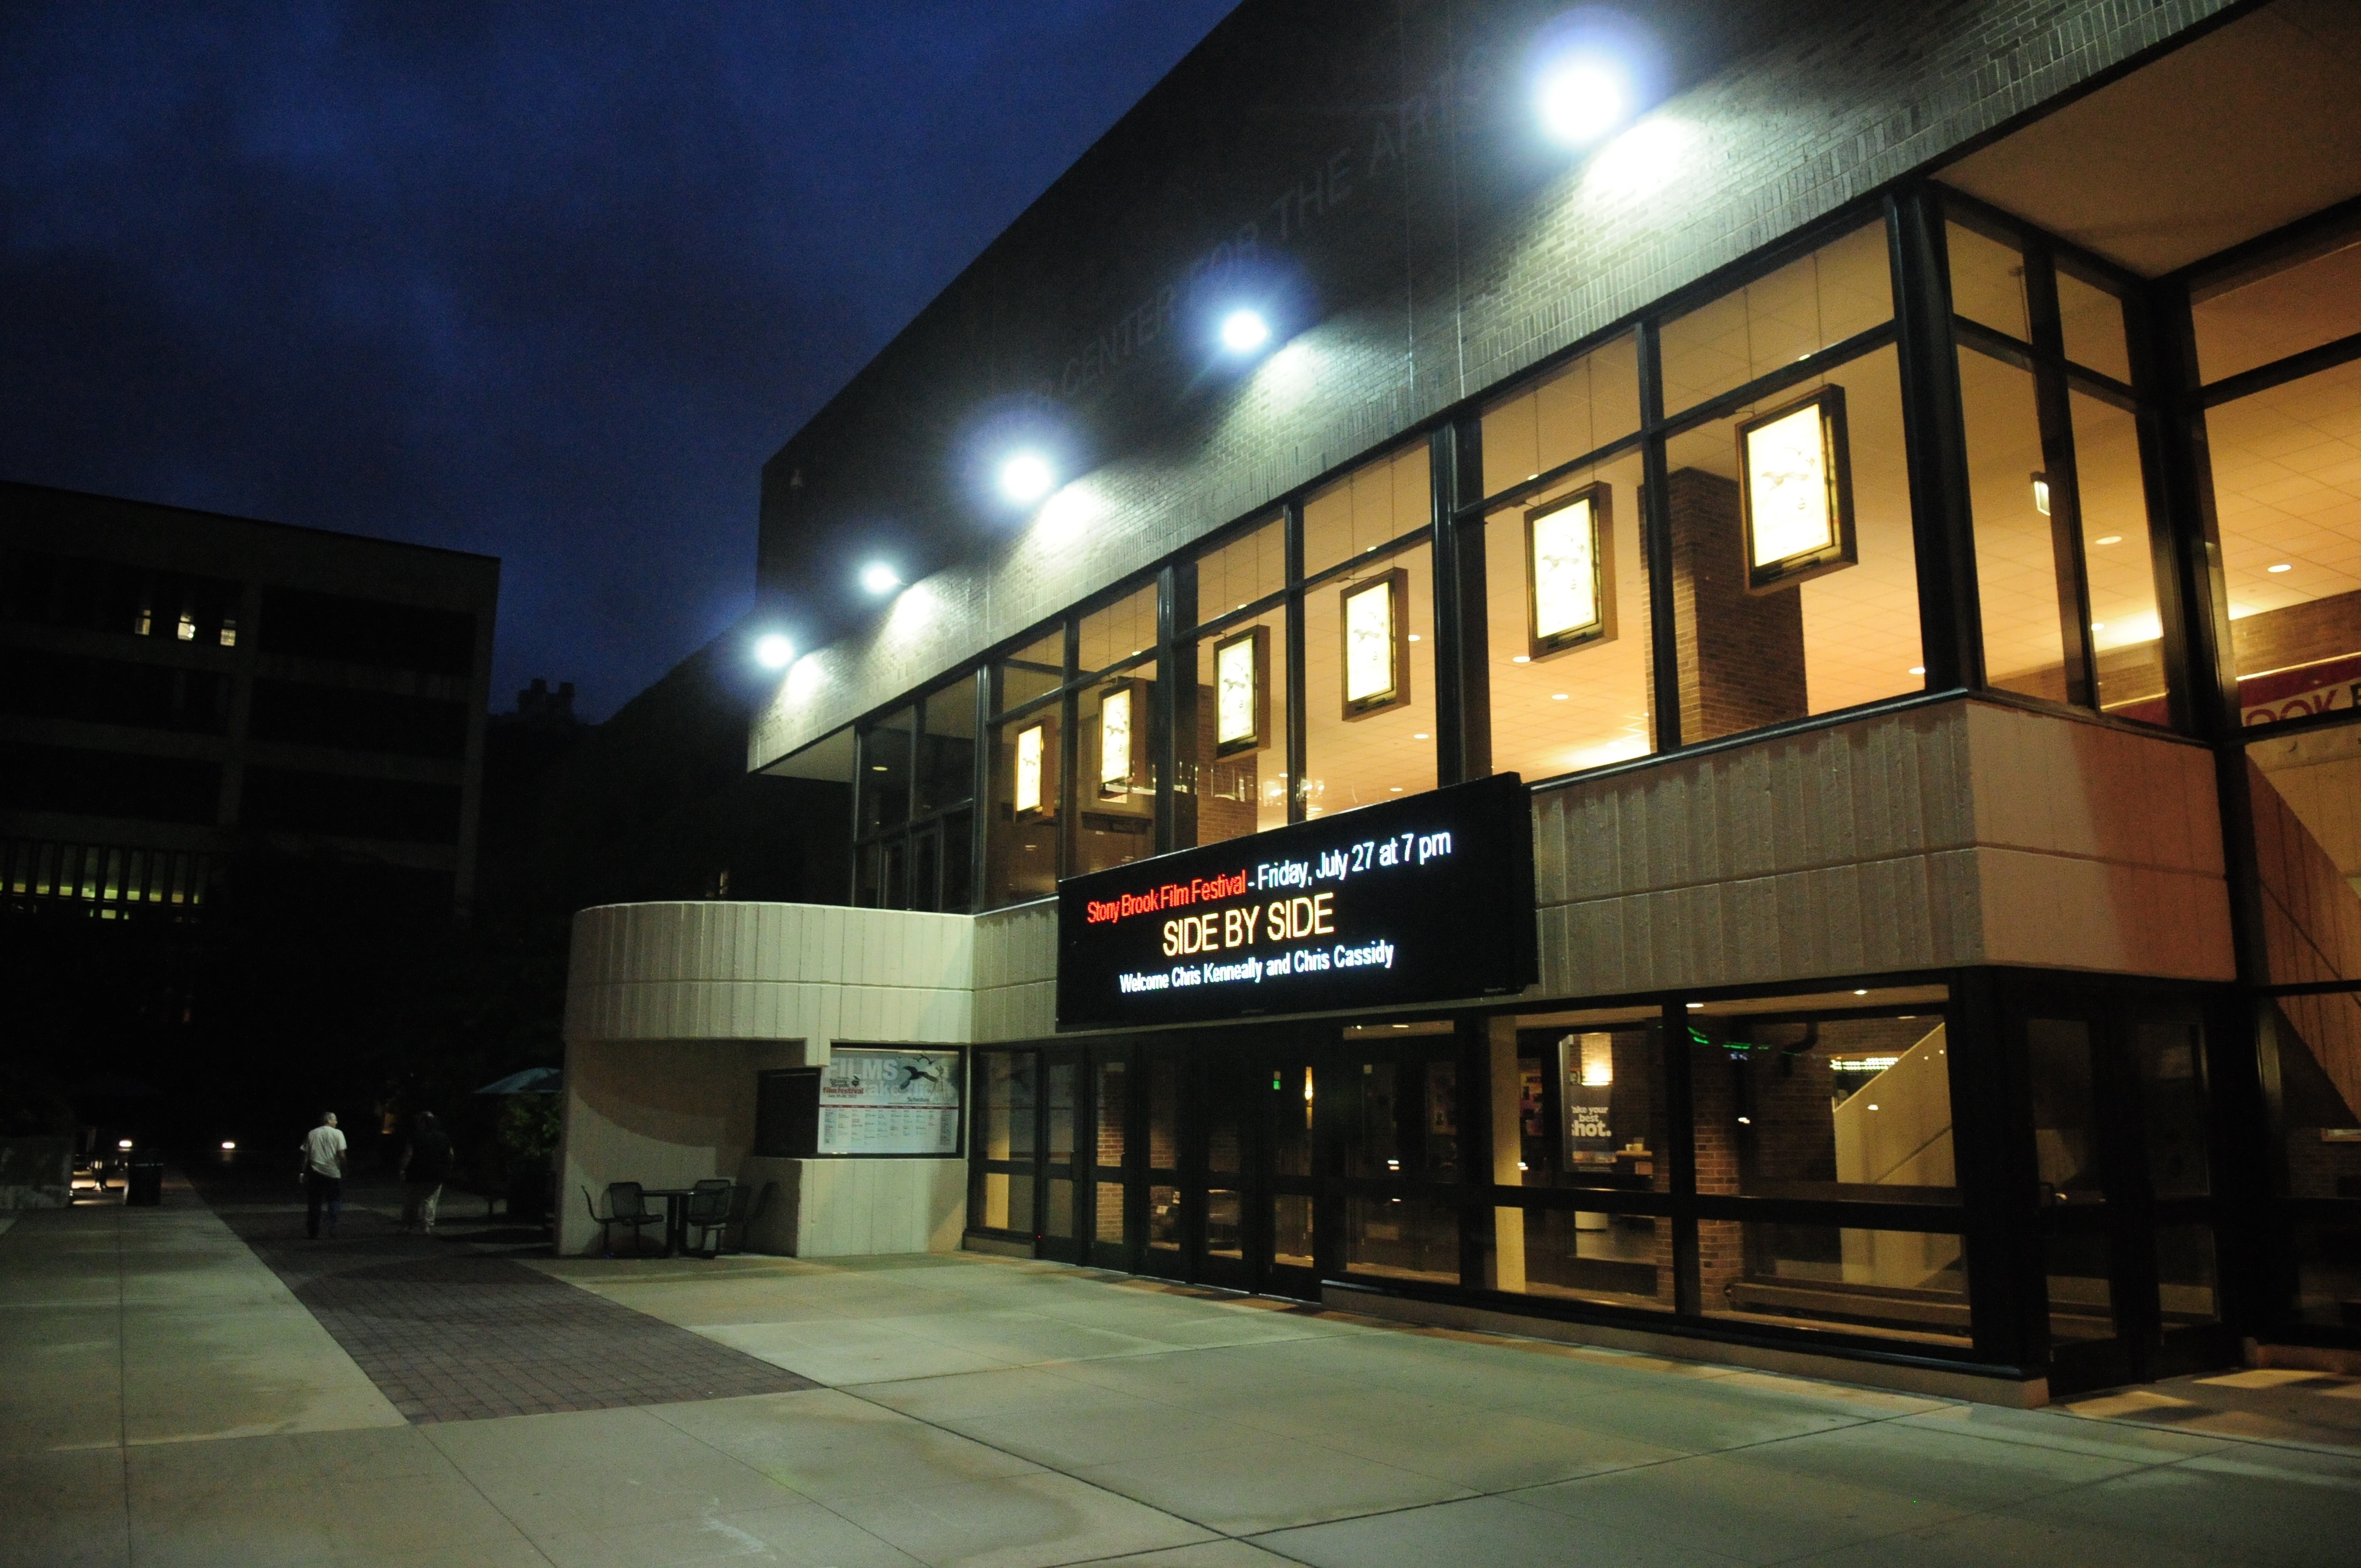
[559,0,2361,1402]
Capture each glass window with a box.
[1484,1207,1668,1311]
[1945,219,2030,342]
[2291,1218,2361,1327]
[917,676,977,815]
[986,709,1058,906]
[1194,514,1285,624]
[1961,347,2073,702]
[1078,582,1157,678]
[1510,1022,1668,1193]
[995,625,1065,713]
[1700,1221,1970,1345]
[1074,661,1155,876]
[2206,360,2361,718]
[1479,332,1641,498]
[1486,448,1653,780]
[2055,265,2131,383]
[1343,1051,1460,1180]
[1690,1012,1957,1204]
[857,707,912,835]
[1303,443,1430,578]
[2072,389,2170,722]
[1182,603,1288,846]
[1302,543,1437,816]
[1659,221,1894,417]
[1346,1194,1459,1283]
[1662,345,1924,743]
[2194,229,2361,386]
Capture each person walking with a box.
[301,1111,348,1240]
[397,1111,453,1235]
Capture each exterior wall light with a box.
[754,633,795,670]
[1220,309,1271,353]
[1538,59,1630,145]
[859,562,901,595]
[999,451,1054,505]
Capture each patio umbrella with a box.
[474,1067,563,1096]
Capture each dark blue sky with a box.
[0,2,1238,716]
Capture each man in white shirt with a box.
[302,1112,349,1240]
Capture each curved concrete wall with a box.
[561,901,976,1259]
[565,900,973,1046]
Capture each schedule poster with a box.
[816,1049,964,1156]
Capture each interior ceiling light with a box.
[2268,563,2293,573]
[754,633,795,670]
[998,451,1054,505]
[860,562,901,595]
[1538,59,1630,145]
[1220,309,1271,353]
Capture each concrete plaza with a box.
[4,1184,2358,1568]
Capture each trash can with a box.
[126,1159,164,1207]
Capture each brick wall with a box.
[1666,468,1808,743]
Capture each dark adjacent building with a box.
[1,481,499,917]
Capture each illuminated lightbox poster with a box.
[1340,568,1409,720]
[1214,625,1270,755]
[1526,483,1615,659]
[1737,385,1855,592]
[816,1048,963,1156]
[1097,680,1143,797]
[1014,720,1051,818]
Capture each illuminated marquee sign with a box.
[1056,773,1537,1029]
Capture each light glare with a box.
[1539,60,1628,144]
[1220,309,1270,353]
[859,562,901,595]
[754,633,795,670]
[999,451,1054,504]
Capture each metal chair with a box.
[682,1178,734,1259]
[716,1179,773,1256]
[583,1182,660,1258]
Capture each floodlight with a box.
[754,633,795,670]
[1220,309,1271,354]
[998,451,1054,505]
[859,562,901,595]
[1538,58,1630,144]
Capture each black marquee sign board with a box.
[1056,773,1538,1030]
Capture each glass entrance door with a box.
[1039,1050,1085,1263]
[2021,989,2229,1393]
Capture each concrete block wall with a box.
[1530,698,2234,997]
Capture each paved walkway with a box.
[211,1193,812,1423]
[5,1183,2359,1567]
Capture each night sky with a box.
[0,2,1239,717]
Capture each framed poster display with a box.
[1737,385,1856,592]
[1212,624,1270,756]
[815,1048,965,1156]
[1339,567,1410,721]
[1525,483,1616,660]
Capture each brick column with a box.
[1666,468,1808,742]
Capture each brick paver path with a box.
[209,1191,814,1423]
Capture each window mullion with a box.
[2025,248,2101,711]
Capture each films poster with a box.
[817,1049,963,1156]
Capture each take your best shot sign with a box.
[1055,772,1537,1029]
